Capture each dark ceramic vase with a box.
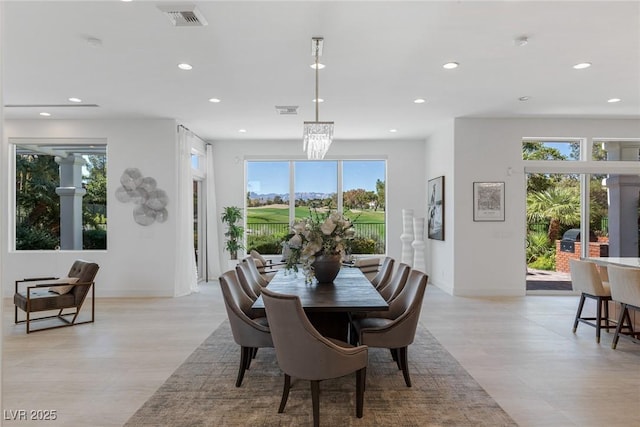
[312,254,342,283]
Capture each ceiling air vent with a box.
[275,106,299,115]
[157,4,208,27]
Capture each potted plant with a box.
[221,206,244,260]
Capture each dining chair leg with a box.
[356,367,366,418]
[595,296,603,343]
[278,374,291,413]
[310,380,321,427]
[398,347,411,387]
[236,346,251,387]
[611,304,634,349]
[573,294,586,333]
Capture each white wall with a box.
[424,121,455,293]
[451,117,640,296]
[2,119,179,297]
[210,138,427,272]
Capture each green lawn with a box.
[247,206,385,224]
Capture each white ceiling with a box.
[3,1,639,141]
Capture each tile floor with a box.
[2,282,639,427]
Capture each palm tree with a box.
[527,187,581,243]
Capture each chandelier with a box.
[303,37,334,160]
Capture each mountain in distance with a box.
[249,192,335,202]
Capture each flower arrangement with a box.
[284,209,356,282]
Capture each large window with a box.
[246,160,386,255]
[14,143,107,250]
[523,138,639,291]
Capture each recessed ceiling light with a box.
[39,112,51,117]
[121,0,133,2]
[312,98,324,103]
[238,129,247,133]
[413,98,426,104]
[178,63,193,70]
[518,96,531,101]
[208,98,221,103]
[310,63,325,69]
[573,62,591,69]
[443,62,459,69]
[607,98,621,103]
[68,97,82,103]
[389,129,398,133]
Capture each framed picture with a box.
[473,182,505,222]
[427,176,444,240]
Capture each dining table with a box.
[252,266,389,341]
[586,257,640,269]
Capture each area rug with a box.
[125,322,517,426]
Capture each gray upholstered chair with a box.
[354,257,381,281]
[235,262,262,301]
[370,256,394,290]
[250,249,284,277]
[261,287,368,427]
[242,256,271,286]
[219,270,273,387]
[607,266,640,349]
[351,269,428,387]
[14,259,99,333]
[569,258,615,343]
[378,263,410,303]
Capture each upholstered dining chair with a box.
[261,287,368,427]
[219,270,273,387]
[235,262,262,301]
[569,258,615,343]
[354,257,381,281]
[377,263,410,303]
[607,266,640,349]
[370,256,394,290]
[250,249,284,276]
[242,256,271,286]
[351,269,428,387]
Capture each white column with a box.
[604,142,640,257]
[605,174,640,257]
[55,154,86,250]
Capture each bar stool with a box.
[569,259,615,343]
[607,265,640,349]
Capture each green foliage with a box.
[83,229,107,250]
[527,186,580,242]
[349,237,377,254]
[526,231,553,263]
[221,206,244,259]
[16,225,58,250]
[247,233,286,255]
[529,254,556,270]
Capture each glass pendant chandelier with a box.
[303,37,334,160]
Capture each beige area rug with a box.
[125,322,517,426]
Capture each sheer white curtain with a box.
[206,144,222,279]
[174,126,198,296]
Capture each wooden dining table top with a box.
[251,267,389,313]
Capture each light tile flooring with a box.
[2,283,639,427]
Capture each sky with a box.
[247,160,385,194]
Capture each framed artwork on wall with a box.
[427,176,444,240]
[473,182,505,222]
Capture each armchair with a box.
[14,259,99,333]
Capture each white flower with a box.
[321,218,337,235]
[288,234,302,248]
